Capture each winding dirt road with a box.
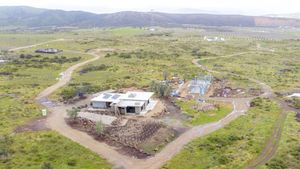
[194,53,296,169]
[11,39,283,169]
[36,50,264,169]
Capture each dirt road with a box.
[8,39,70,52]
[37,51,255,169]
[36,51,101,100]
[45,96,250,169]
[244,99,298,169]
[194,52,296,169]
[26,39,280,169]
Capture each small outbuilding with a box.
[35,48,62,54]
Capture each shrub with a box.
[118,53,131,59]
[292,97,300,109]
[60,87,77,100]
[80,64,110,74]
[250,97,263,107]
[41,162,53,169]
[95,121,105,136]
[67,107,80,120]
[150,81,172,98]
[67,159,77,166]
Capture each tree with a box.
[150,81,172,98]
[76,85,89,99]
[67,107,80,120]
[95,121,105,136]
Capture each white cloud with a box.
[0,0,299,15]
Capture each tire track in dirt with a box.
[8,39,71,52]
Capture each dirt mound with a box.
[66,117,175,158]
[15,117,48,133]
[105,119,162,148]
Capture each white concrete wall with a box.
[92,101,107,109]
[135,107,142,114]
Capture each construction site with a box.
[62,73,253,158]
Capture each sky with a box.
[0,0,299,15]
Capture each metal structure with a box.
[189,74,213,96]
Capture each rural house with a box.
[91,91,155,115]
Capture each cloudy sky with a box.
[0,0,299,15]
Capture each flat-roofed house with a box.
[91,91,154,115]
[91,93,124,109]
[116,92,154,114]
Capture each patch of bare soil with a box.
[155,99,190,134]
[66,117,175,159]
[210,79,262,98]
[15,117,49,133]
[139,127,176,155]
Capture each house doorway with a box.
[126,107,136,113]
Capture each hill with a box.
[266,13,300,19]
[1,6,300,28]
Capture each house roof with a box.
[91,93,125,103]
[91,91,154,106]
[121,91,154,101]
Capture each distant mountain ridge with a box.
[1,6,300,28]
[266,13,300,19]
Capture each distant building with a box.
[204,36,225,42]
[35,48,62,54]
[91,91,154,115]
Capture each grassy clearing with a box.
[0,96,40,134]
[201,41,300,92]
[163,98,281,169]
[0,31,76,50]
[108,27,146,36]
[176,100,233,125]
[0,131,111,169]
[262,112,300,169]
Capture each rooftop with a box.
[121,91,154,101]
[116,100,145,107]
[91,92,125,103]
[91,91,154,103]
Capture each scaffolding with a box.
[189,74,213,96]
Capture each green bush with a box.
[41,162,53,169]
[95,121,105,136]
[67,107,80,119]
[150,81,172,98]
[60,87,77,100]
